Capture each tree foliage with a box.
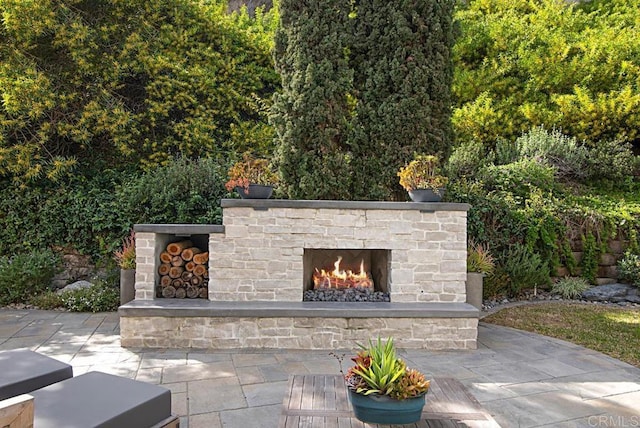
[452,0,640,147]
[272,0,354,200]
[0,0,279,182]
[272,0,455,200]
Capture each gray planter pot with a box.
[408,188,445,202]
[466,272,484,310]
[120,269,136,305]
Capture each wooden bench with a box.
[279,375,500,428]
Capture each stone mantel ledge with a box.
[134,224,224,234]
[220,199,470,212]
[119,300,479,318]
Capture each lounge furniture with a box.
[0,350,73,400]
[0,371,179,428]
[31,371,178,427]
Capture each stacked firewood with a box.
[157,240,208,299]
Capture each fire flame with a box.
[313,256,373,289]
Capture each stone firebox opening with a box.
[303,249,391,293]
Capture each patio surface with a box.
[0,308,638,427]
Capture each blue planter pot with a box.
[234,184,273,199]
[408,188,445,202]
[348,389,426,424]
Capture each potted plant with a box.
[397,154,448,202]
[466,240,495,310]
[336,337,431,424]
[114,230,136,305]
[224,153,279,199]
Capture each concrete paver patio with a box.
[1,309,638,427]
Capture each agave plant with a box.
[342,337,430,399]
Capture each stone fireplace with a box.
[119,200,479,350]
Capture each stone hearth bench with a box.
[119,300,479,350]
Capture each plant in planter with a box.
[397,154,448,202]
[224,152,279,199]
[114,230,136,305]
[466,240,495,310]
[335,337,430,424]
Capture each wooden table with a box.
[279,375,500,428]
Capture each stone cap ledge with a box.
[118,300,479,318]
[221,199,470,212]
[134,224,224,234]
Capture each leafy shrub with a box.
[617,251,640,287]
[59,282,120,312]
[446,140,493,178]
[478,159,557,199]
[551,277,591,299]
[30,291,64,310]
[0,250,60,306]
[118,157,228,225]
[516,127,589,181]
[452,0,640,146]
[0,0,278,181]
[501,244,550,297]
[586,140,638,184]
[0,170,131,259]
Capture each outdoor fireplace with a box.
[122,201,479,351]
[302,249,391,302]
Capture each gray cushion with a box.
[0,349,73,400]
[32,371,172,428]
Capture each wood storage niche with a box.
[156,235,209,299]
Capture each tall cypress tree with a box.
[350,0,455,200]
[271,0,354,200]
[273,0,455,201]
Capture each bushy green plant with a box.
[0,250,60,306]
[0,0,278,182]
[516,127,589,181]
[118,157,228,225]
[617,251,640,287]
[551,277,591,299]
[29,291,64,310]
[446,140,493,178]
[59,281,120,312]
[501,244,550,297]
[452,0,640,147]
[0,170,131,258]
[586,140,638,184]
[478,159,557,200]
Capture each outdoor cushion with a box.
[0,349,73,400]
[31,371,173,428]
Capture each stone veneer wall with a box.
[120,315,478,350]
[210,200,470,303]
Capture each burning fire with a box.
[313,256,374,289]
